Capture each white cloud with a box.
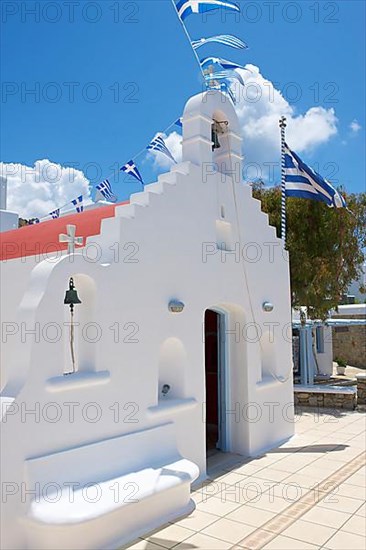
[154,64,338,182]
[0,159,92,218]
[349,119,362,134]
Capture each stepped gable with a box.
[0,201,128,261]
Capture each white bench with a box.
[23,424,199,550]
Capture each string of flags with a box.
[29,0,246,224]
[147,136,177,164]
[173,0,249,104]
[29,130,179,223]
[172,0,347,224]
[50,209,60,220]
[28,0,346,228]
[120,160,144,186]
[71,195,84,213]
[96,180,117,203]
[176,0,240,20]
[191,34,247,50]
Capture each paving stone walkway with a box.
[124,409,365,550]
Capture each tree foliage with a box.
[252,182,366,319]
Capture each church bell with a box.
[64,277,82,310]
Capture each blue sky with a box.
[1,0,365,216]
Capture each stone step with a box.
[157,171,178,186]
[115,204,137,219]
[171,161,192,176]
[144,182,165,194]
[130,191,150,207]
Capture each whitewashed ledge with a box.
[294,384,357,394]
[147,398,198,419]
[45,371,111,392]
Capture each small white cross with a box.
[59,224,83,255]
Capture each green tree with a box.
[252,182,366,319]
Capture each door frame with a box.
[205,308,229,452]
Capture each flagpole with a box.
[170,0,206,82]
[279,116,287,247]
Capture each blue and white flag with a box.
[50,209,60,219]
[221,82,237,104]
[71,195,84,213]
[200,56,247,71]
[176,0,240,20]
[205,69,244,86]
[147,135,177,164]
[192,34,247,50]
[175,117,183,128]
[120,160,144,185]
[96,179,117,202]
[284,144,346,208]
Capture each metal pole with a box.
[306,327,314,385]
[170,0,206,82]
[299,327,308,385]
[279,116,287,247]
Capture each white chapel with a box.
[0,90,294,550]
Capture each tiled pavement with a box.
[124,409,365,550]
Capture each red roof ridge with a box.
[0,201,129,261]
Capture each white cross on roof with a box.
[59,224,83,255]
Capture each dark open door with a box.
[205,309,220,450]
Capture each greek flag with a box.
[222,82,237,104]
[200,56,246,71]
[205,69,244,86]
[50,209,60,219]
[96,179,117,202]
[120,160,144,185]
[192,34,247,50]
[284,144,346,208]
[147,136,177,164]
[175,118,183,128]
[176,0,240,20]
[71,195,84,213]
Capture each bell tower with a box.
[181,90,243,182]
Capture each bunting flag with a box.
[204,76,238,103]
[176,0,240,21]
[204,69,244,86]
[147,135,177,164]
[175,118,183,127]
[284,144,346,208]
[49,209,60,219]
[120,160,144,185]
[192,34,247,50]
[96,179,117,202]
[221,81,237,104]
[29,218,40,224]
[71,195,84,213]
[200,56,246,71]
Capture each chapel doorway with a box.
[204,309,226,452]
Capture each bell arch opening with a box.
[63,273,97,375]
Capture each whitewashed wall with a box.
[1,91,294,549]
